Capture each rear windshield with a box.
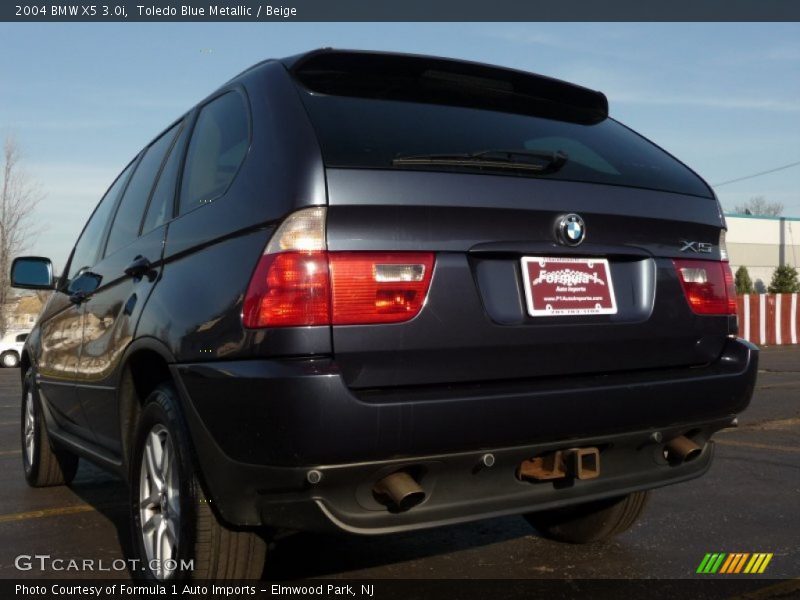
[295,91,712,199]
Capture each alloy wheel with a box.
[138,424,181,579]
[23,390,35,466]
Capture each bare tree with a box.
[0,135,44,336]
[734,196,784,217]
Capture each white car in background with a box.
[0,332,28,368]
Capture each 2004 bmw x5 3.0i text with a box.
[11,50,758,580]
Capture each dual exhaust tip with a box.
[371,435,703,510]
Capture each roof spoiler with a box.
[282,49,608,125]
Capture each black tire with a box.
[2,351,20,368]
[21,370,79,487]
[524,491,650,544]
[130,383,266,581]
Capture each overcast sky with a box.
[1,22,799,270]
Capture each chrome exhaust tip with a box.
[373,471,426,511]
[665,435,703,463]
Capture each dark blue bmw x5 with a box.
[11,49,757,580]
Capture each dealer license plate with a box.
[521,256,618,317]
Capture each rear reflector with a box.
[673,259,736,315]
[243,209,435,328]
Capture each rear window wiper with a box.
[392,149,568,173]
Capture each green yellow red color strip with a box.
[698,552,773,574]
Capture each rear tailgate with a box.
[285,49,731,390]
[326,169,730,389]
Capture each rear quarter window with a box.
[179,91,250,215]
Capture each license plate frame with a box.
[520,256,618,317]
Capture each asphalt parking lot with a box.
[0,347,797,582]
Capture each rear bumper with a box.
[172,337,757,531]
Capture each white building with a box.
[725,213,800,292]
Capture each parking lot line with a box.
[0,449,20,456]
[0,504,96,524]
[716,439,800,453]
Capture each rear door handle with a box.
[124,255,153,279]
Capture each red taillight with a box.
[242,251,331,327]
[329,252,435,325]
[243,250,435,328]
[673,259,736,315]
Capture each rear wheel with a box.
[21,371,79,487]
[524,491,650,544]
[130,383,266,580]
[2,352,20,368]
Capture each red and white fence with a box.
[736,294,800,346]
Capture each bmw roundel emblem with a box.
[557,213,586,246]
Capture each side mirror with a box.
[11,256,54,290]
